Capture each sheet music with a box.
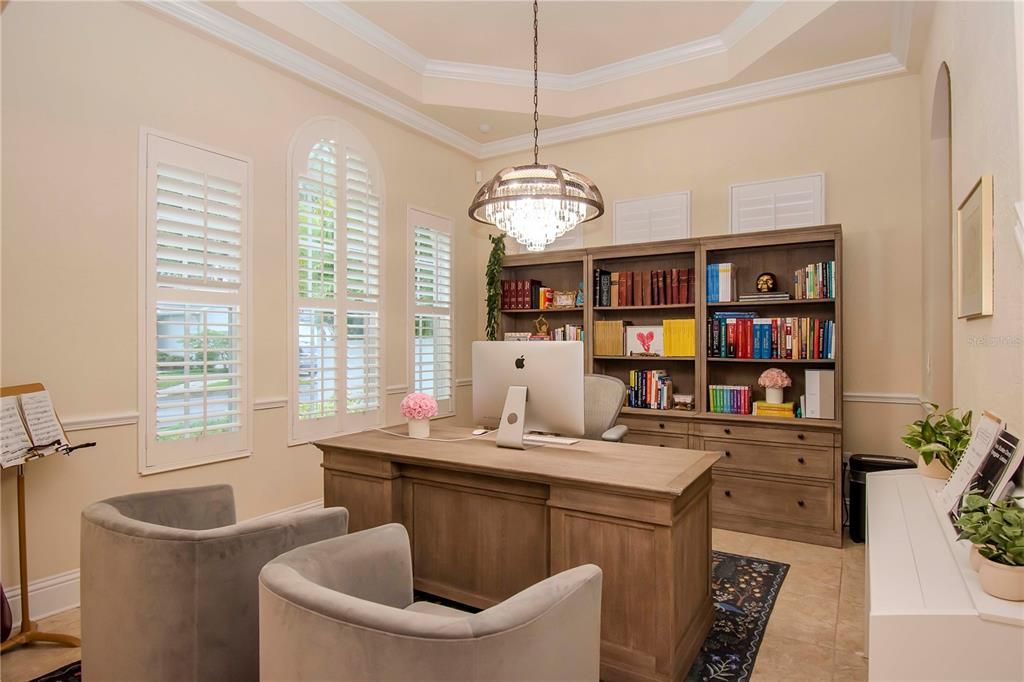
[1,396,32,467]
[937,411,1003,510]
[18,390,66,453]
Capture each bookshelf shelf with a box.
[595,304,695,311]
[500,224,843,548]
[594,355,695,361]
[708,298,835,308]
[706,357,835,364]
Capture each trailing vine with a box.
[484,234,506,340]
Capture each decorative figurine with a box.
[756,272,778,293]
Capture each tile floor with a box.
[0,529,867,682]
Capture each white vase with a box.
[969,545,983,571]
[978,556,1024,601]
[765,387,784,404]
[408,418,430,439]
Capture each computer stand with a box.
[496,385,527,449]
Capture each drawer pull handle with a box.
[724,490,732,497]
[658,423,665,430]
[659,444,665,448]
[797,457,805,464]
[797,433,805,440]
[724,451,732,458]
[797,500,806,507]
[723,428,732,435]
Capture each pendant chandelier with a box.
[468,0,604,251]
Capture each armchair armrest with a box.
[601,424,629,442]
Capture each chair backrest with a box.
[259,523,603,681]
[583,373,627,439]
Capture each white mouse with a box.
[471,428,488,435]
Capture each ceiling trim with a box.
[478,53,907,159]
[147,1,912,161]
[302,0,785,92]
[145,0,480,157]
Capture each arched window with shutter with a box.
[289,118,384,443]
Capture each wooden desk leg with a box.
[0,466,80,654]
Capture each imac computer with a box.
[472,340,585,449]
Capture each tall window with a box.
[140,131,252,474]
[290,119,384,443]
[409,209,453,416]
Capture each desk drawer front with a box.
[624,432,688,449]
[617,414,688,435]
[696,422,833,447]
[712,474,834,530]
[704,439,834,480]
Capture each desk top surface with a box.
[316,425,720,498]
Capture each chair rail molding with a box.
[842,392,923,406]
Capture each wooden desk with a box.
[316,426,720,682]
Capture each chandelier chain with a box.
[533,0,539,165]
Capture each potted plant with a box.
[400,393,438,439]
[955,493,1024,600]
[484,234,506,341]
[901,403,972,480]
[757,368,791,404]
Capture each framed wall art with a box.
[957,175,993,319]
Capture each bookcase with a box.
[498,224,844,547]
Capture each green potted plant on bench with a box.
[955,493,1024,601]
[901,403,972,479]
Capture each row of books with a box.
[593,268,694,307]
[754,401,795,418]
[593,319,695,357]
[628,370,673,410]
[501,280,575,310]
[503,324,584,342]
[708,385,752,415]
[663,319,696,357]
[794,260,836,300]
[707,313,836,360]
[706,263,737,303]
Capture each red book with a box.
[518,279,527,309]
[618,272,628,307]
[655,270,663,305]
[726,319,737,358]
[680,268,689,305]
[669,269,678,305]
[642,271,652,306]
[631,272,641,306]
[651,271,658,305]
[747,319,755,358]
[771,318,779,358]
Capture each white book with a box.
[938,411,1003,511]
[719,263,732,302]
[805,369,835,419]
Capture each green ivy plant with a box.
[955,493,1024,566]
[484,234,506,341]
[901,403,972,473]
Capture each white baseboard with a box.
[6,568,81,626]
[5,498,326,623]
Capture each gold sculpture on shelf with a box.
[534,315,549,336]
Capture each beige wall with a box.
[1,1,479,585]
[476,75,928,457]
[918,1,1024,430]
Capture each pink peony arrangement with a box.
[400,393,438,421]
[758,368,792,390]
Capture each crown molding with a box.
[478,53,906,158]
[302,0,784,92]
[144,0,481,157]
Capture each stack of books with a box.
[501,280,573,310]
[628,370,673,410]
[738,292,792,302]
[753,401,795,418]
[794,260,836,300]
[706,263,736,302]
[708,385,751,414]
[593,268,694,307]
[707,313,836,360]
[662,319,696,357]
[594,320,627,356]
[504,324,584,342]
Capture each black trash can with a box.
[849,454,916,543]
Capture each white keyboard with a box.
[522,434,580,446]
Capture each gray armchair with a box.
[81,485,348,682]
[583,373,629,441]
[259,523,603,681]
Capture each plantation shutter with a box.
[142,133,251,474]
[730,173,825,233]
[290,122,384,443]
[409,209,454,416]
[613,192,691,244]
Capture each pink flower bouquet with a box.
[757,368,792,389]
[401,393,438,421]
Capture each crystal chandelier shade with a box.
[469,164,603,251]
[467,1,604,251]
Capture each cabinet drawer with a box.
[624,432,688,449]
[617,414,688,435]
[704,439,834,480]
[696,422,833,447]
[712,474,834,530]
